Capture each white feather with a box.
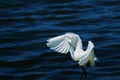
[47,32,80,54]
[46,32,97,67]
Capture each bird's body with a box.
[47,32,97,80]
[47,32,97,67]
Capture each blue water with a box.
[0,0,120,80]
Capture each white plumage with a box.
[47,32,97,67]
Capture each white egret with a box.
[46,32,97,80]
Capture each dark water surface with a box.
[0,0,120,80]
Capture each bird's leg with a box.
[83,67,87,80]
[80,66,87,80]
[80,66,84,80]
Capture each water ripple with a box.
[0,0,120,80]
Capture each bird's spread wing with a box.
[46,33,78,54]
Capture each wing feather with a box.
[57,41,66,53]
[62,41,68,53]
[54,43,63,52]
[61,41,67,53]
[47,32,79,54]
[55,41,65,53]
[47,38,62,48]
[50,40,64,50]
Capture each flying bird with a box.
[46,32,97,80]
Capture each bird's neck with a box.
[75,38,83,51]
